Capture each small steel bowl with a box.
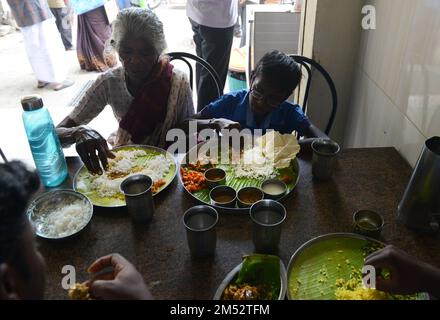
[237,187,264,208]
[209,185,237,208]
[204,168,226,189]
[27,189,93,240]
[353,210,384,239]
[261,179,287,200]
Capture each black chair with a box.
[0,147,8,163]
[167,52,224,100]
[289,54,338,135]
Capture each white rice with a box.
[36,200,91,238]
[233,146,276,180]
[108,150,147,173]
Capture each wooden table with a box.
[39,147,440,299]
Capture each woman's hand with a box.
[365,245,440,296]
[74,126,115,174]
[87,253,153,300]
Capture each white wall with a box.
[300,0,364,144]
[344,0,440,167]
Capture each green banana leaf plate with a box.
[287,233,429,300]
[179,142,300,214]
[213,254,287,300]
[73,145,177,207]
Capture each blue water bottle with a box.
[21,95,68,187]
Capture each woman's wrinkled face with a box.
[118,35,159,83]
[249,75,290,115]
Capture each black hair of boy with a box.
[252,50,302,94]
[0,161,40,277]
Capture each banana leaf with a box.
[180,146,300,213]
[74,145,176,207]
[235,254,281,300]
[287,234,427,300]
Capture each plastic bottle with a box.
[21,95,68,187]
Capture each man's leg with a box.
[240,1,248,48]
[50,7,73,50]
[59,7,73,49]
[196,24,234,111]
[189,18,203,107]
[50,8,63,36]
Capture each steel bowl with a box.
[261,179,287,200]
[353,210,384,239]
[204,168,226,189]
[27,189,93,240]
[237,187,264,208]
[209,185,237,208]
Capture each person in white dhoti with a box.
[6,0,74,90]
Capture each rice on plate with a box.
[34,200,92,238]
[27,190,93,239]
[74,146,176,207]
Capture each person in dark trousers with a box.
[186,0,238,112]
[238,0,250,48]
[48,0,73,50]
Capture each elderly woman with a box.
[57,8,194,174]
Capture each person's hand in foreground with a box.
[87,253,153,300]
[365,245,440,298]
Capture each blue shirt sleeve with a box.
[282,104,311,136]
[200,91,246,119]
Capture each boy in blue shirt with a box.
[183,50,327,148]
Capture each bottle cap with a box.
[21,95,44,111]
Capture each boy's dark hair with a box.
[252,50,302,94]
[0,161,39,275]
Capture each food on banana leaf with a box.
[180,132,300,207]
[222,254,281,300]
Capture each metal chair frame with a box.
[0,147,8,163]
[289,54,338,135]
[167,51,224,99]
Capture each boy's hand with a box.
[209,118,241,132]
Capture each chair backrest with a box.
[289,54,338,135]
[0,147,8,163]
[167,52,224,99]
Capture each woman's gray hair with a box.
[111,7,167,55]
